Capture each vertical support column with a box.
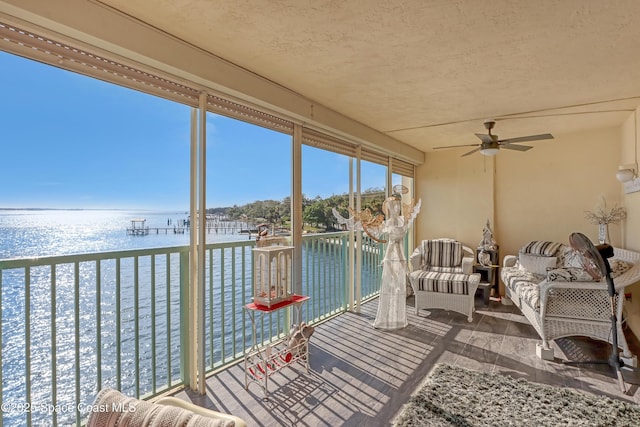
[387,157,393,198]
[348,158,355,311]
[185,107,197,389]
[196,92,207,394]
[185,93,207,394]
[402,169,416,256]
[354,146,362,313]
[291,124,303,325]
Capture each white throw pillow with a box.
[518,253,557,275]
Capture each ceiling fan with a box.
[434,120,554,157]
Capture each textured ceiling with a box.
[99,0,640,153]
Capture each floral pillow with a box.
[546,267,599,282]
[610,259,632,278]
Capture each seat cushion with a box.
[502,267,542,310]
[414,271,474,295]
[426,266,464,274]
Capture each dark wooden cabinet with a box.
[473,248,499,304]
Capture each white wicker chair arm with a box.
[462,245,475,259]
[503,255,517,268]
[409,246,422,271]
[462,257,474,275]
[539,279,606,292]
[610,247,640,292]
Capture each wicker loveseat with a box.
[408,239,480,322]
[501,240,640,364]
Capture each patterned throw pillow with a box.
[546,267,599,282]
[610,259,632,278]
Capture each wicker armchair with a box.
[408,239,480,321]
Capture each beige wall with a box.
[620,109,640,252]
[620,110,640,336]
[415,126,625,255]
[414,148,494,248]
[496,126,624,257]
[415,125,625,291]
[416,121,640,338]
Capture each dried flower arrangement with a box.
[584,198,627,225]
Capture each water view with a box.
[0,210,267,426]
[0,209,254,259]
[0,209,376,426]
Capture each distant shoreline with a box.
[0,208,164,211]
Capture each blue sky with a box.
[1,51,386,211]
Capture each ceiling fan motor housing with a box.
[483,140,499,150]
[484,120,496,132]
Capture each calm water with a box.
[0,209,252,259]
[0,210,258,426]
[0,210,367,426]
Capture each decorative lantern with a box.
[252,245,294,307]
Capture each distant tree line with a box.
[207,188,386,231]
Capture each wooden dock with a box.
[128,222,258,236]
[126,219,149,236]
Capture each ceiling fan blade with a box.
[475,133,494,144]
[433,143,479,150]
[500,143,532,152]
[499,133,554,144]
[462,147,481,157]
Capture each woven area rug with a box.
[393,364,640,427]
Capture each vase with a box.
[598,223,610,244]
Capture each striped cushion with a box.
[502,267,542,310]
[520,241,563,257]
[423,240,463,268]
[427,266,464,274]
[87,389,233,427]
[519,282,541,311]
[415,271,472,295]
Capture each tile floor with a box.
[170,295,640,427]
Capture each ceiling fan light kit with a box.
[433,120,554,157]
[480,147,499,156]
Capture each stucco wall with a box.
[619,110,640,337]
[415,125,625,289]
[496,126,623,257]
[414,148,494,248]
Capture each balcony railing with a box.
[0,232,383,426]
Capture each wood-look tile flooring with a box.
[170,295,640,427]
